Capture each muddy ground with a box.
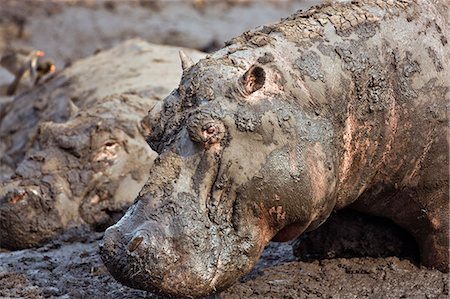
[0,1,448,298]
[1,212,448,299]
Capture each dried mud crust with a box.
[0,225,447,299]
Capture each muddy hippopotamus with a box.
[100,1,449,297]
[0,40,205,249]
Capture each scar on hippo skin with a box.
[8,192,26,204]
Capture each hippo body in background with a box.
[0,40,205,249]
[101,1,449,297]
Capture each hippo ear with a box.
[179,50,194,71]
[240,65,266,95]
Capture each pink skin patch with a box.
[9,192,26,205]
[92,142,120,163]
[89,195,100,204]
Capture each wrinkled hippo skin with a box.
[0,40,205,249]
[100,1,449,297]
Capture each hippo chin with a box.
[100,0,449,297]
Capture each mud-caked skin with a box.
[0,100,154,249]
[100,0,449,297]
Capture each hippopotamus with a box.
[100,1,449,297]
[0,40,205,249]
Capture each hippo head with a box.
[100,53,337,297]
[0,95,155,249]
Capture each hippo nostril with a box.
[127,235,144,252]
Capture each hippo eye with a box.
[187,117,226,147]
[204,123,216,135]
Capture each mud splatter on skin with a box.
[101,1,449,297]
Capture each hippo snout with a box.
[100,220,184,293]
[0,183,67,249]
[99,150,269,297]
[100,201,254,298]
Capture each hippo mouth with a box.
[99,150,268,298]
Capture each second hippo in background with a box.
[0,40,205,249]
[101,0,449,298]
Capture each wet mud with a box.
[0,0,317,69]
[0,216,448,298]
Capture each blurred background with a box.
[0,0,322,70]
